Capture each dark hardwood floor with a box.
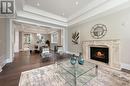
[0,51,69,86]
[0,51,130,86]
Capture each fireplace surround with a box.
[83,40,120,69]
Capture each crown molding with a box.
[17,11,68,27]
[14,17,64,29]
[23,5,67,23]
[68,0,129,26]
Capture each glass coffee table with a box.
[58,60,98,86]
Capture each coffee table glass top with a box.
[58,60,98,86]
[58,60,97,78]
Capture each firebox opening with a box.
[90,47,109,64]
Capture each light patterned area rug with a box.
[19,64,130,86]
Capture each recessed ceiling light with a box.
[37,2,40,6]
[75,1,79,5]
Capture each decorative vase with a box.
[78,53,84,65]
[70,54,77,65]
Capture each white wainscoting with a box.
[0,55,6,72]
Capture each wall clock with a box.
[90,24,107,39]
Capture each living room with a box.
[0,0,130,86]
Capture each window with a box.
[24,34,31,44]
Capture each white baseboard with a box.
[5,58,13,64]
[0,63,6,72]
[0,55,6,72]
[0,55,13,72]
[121,63,130,70]
[0,66,2,72]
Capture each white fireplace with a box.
[83,40,120,70]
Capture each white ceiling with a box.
[15,0,130,28]
[25,0,93,18]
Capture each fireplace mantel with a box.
[82,39,120,70]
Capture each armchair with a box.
[41,47,50,58]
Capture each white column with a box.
[14,30,19,52]
[63,28,68,52]
[6,19,14,63]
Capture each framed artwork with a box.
[72,31,80,45]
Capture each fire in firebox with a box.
[96,51,105,58]
[90,46,109,64]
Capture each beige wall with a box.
[68,7,130,68]
[0,18,7,71]
[19,32,23,50]
[57,30,62,45]
[0,18,6,58]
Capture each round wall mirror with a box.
[90,24,107,39]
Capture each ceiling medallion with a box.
[90,24,107,39]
